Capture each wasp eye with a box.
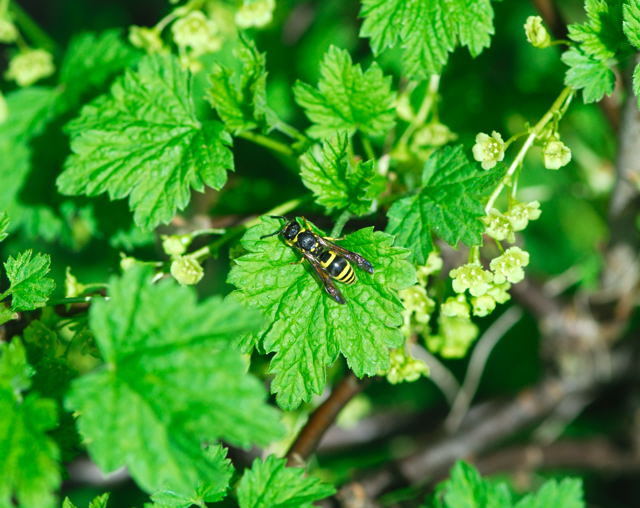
[283,222,300,240]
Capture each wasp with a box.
[260,216,374,304]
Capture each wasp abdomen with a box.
[319,250,356,285]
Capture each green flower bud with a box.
[0,91,7,125]
[416,251,443,285]
[385,348,429,384]
[0,16,18,43]
[450,263,493,297]
[490,246,530,284]
[6,49,55,87]
[441,295,470,318]
[170,256,204,285]
[129,26,164,53]
[472,131,505,170]
[471,294,496,317]
[507,201,541,231]
[172,10,221,55]
[524,16,552,48]
[64,267,86,298]
[413,123,457,148]
[235,0,275,28]
[428,315,479,358]
[487,281,511,304]
[161,234,190,258]
[395,92,414,122]
[543,139,571,170]
[483,209,515,242]
[120,255,138,271]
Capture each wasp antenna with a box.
[269,215,288,220]
[260,229,282,239]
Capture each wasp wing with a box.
[314,237,374,274]
[301,250,346,304]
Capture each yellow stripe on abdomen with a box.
[336,263,354,283]
[320,251,336,268]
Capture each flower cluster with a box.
[508,200,541,231]
[235,0,276,28]
[483,209,515,243]
[450,263,493,296]
[427,315,479,358]
[472,131,505,170]
[6,49,55,87]
[172,10,222,55]
[484,200,542,244]
[385,348,429,384]
[524,16,551,48]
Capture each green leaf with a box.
[299,132,384,216]
[59,29,140,111]
[0,212,8,242]
[62,493,110,508]
[207,36,278,133]
[0,86,58,140]
[568,0,627,61]
[3,250,56,311]
[562,46,616,103]
[237,455,336,508]
[293,46,395,138]
[57,54,234,230]
[359,0,494,78]
[432,461,511,508]
[228,218,416,409]
[624,0,640,48]
[515,478,584,508]
[0,339,60,508]
[65,266,282,503]
[386,146,504,265]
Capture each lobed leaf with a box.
[359,0,494,78]
[207,36,278,133]
[293,46,395,138]
[0,339,60,508]
[237,455,336,508]
[3,250,56,311]
[65,266,282,504]
[562,47,616,103]
[57,54,234,230]
[299,132,384,216]
[386,146,505,264]
[228,218,416,409]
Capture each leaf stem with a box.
[330,211,352,237]
[236,131,295,157]
[275,121,308,143]
[397,74,441,149]
[361,136,376,162]
[10,2,57,52]
[484,86,573,213]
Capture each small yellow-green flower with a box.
[427,315,479,358]
[524,16,551,48]
[472,131,505,170]
[490,247,530,284]
[450,263,493,297]
[400,285,435,324]
[413,122,457,148]
[172,10,221,55]
[543,139,571,170]
[441,294,470,318]
[483,209,515,242]
[487,281,511,304]
[6,49,55,87]
[471,294,496,317]
[386,348,429,384]
[507,201,541,231]
[235,0,275,28]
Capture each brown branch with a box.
[343,345,635,500]
[286,372,368,466]
[476,437,640,477]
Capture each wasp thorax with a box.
[296,231,317,251]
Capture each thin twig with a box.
[286,372,368,466]
[410,344,460,406]
[444,307,523,432]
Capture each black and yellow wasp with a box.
[261,216,374,304]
